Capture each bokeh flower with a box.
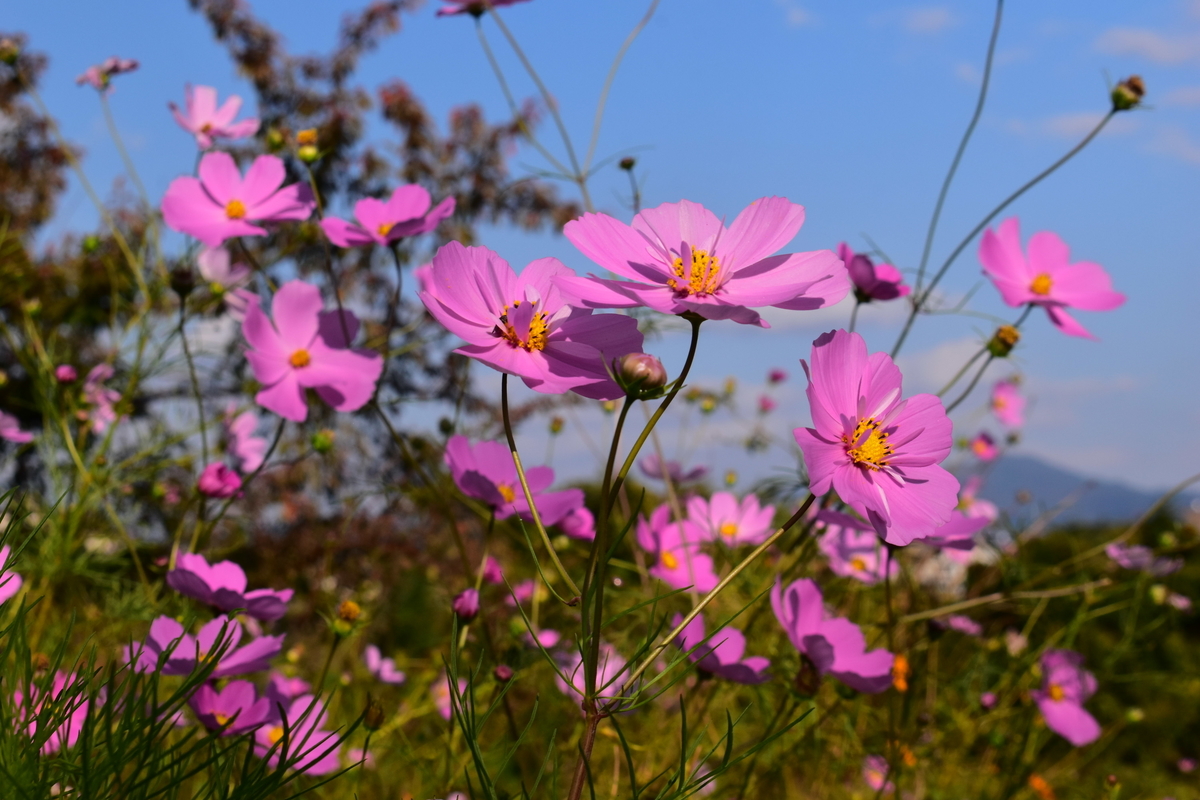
[363,645,406,685]
[167,552,293,621]
[0,411,32,444]
[321,185,454,247]
[83,364,121,433]
[673,613,770,684]
[197,463,242,498]
[170,85,260,149]
[0,545,23,604]
[841,242,910,302]
[436,0,531,16]
[969,432,999,461]
[957,475,999,522]
[224,404,267,473]
[638,454,708,484]
[815,510,897,585]
[444,435,583,525]
[75,57,138,92]
[687,492,775,547]
[990,379,1025,428]
[1105,543,1182,577]
[198,247,256,321]
[1032,649,1101,747]
[862,755,893,793]
[637,505,718,592]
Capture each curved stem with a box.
[177,303,209,464]
[500,374,582,598]
[195,418,287,549]
[944,353,995,414]
[936,345,987,397]
[99,94,151,209]
[944,305,1032,412]
[892,110,1116,359]
[848,300,862,334]
[913,0,1005,297]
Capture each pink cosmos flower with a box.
[199,247,257,321]
[815,510,897,585]
[862,756,894,793]
[555,644,632,709]
[958,475,999,522]
[969,432,999,461]
[242,280,383,422]
[436,0,531,16]
[980,217,1125,340]
[767,368,788,385]
[990,379,1025,428]
[923,511,989,565]
[167,552,293,621]
[224,404,267,473]
[452,588,480,621]
[673,613,770,684]
[1105,543,1182,577]
[55,365,77,382]
[15,672,92,755]
[432,672,468,721]
[771,578,894,693]
[638,454,708,484]
[255,695,341,774]
[841,242,910,303]
[444,435,583,525]
[0,545,23,604]
[933,615,983,637]
[523,629,561,649]
[559,505,596,541]
[170,85,259,149]
[189,680,272,735]
[363,645,406,685]
[556,198,849,327]
[321,185,455,248]
[687,492,775,547]
[637,505,719,592]
[1032,649,1101,747]
[980,691,998,709]
[83,364,121,433]
[268,672,311,700]
[75,57,138,92]
[793,330,958,546]
[132,615,284,678]
[504,580,537,607]
[162,152,315,248]
[482,556,504,584]
[419,242,644,400]
[757,394,777,414]
[198,463,242,498]
[0,411,32,443]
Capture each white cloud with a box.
[1148,125,1200,165]
[903,6,956,34]
[1164,85,1200,105]
[774,0,814,28]
[896,336,984,396]
[1095,27,1200,64]
[1004,112,1138,140]
[954,62,980,84]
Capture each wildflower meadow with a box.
[0,1,1197,798]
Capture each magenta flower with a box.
[0,545,22,604]
[556,198,848,327]
[190,680,272,735]
[432,672,468,721]
[841,242,910,303]
[636,505,718,592]
[15,672,91,755]
[199,247,257,321]
[980,691,998,709]
[555,644,631,708]
[198,463,242,498]
[673,613,770,684]
[815,510,897,585]
[482,556,504,584]
[1105,543,1182,577]
[55,365,77,382]
[132,615,284,678]
[419,242,643,400]
[559,506,596,541]
[793,330,958,546]
[758,394,777,414]
[268,672,311,700]
[969,432,999,461]
[167,552,293,621]
[980,217,1125,339]
[990,379,1025,428]
[771,578,894,693]
[75,57,138,92]
[162,152,315,248]
[443,435,583,525]
[958,475,999,522]
[638,454,707,484]
[321,185,454,248]
[83,364,121,433]
[242,280,383,422]
[862,756,894,793]
[767,368,788,385]
[933,614,983,637]
[224,404,267,473]
[170,85,259,149]
[0,411,32,444]
[1032,649,1101,747]
[255,695,341,775]
[436,0,531,16]
[923,511,989,565]
[363,645,406,685]
[452,588,480,622]
[687,492,775,547]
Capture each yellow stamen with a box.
[892,654,910,692]
[289,349,311,368]
[902,746,917,767]
[267,725,284,745]
[660,551,679,570]
[498,301,549,352]
[845,418,892,470]
[667,249,721,296]
[214,712,230,726]
[718,522,738,538]
[1030,273,1053,295]
[377,222,394,237]
[1048,683,1065,702]
[225,199,246,219]
[850,557,868,572]
[497,484,515,504]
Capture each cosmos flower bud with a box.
[335,600,362,636]
[494,664,514,682]
[364,694,386,730]
[615,353,667,396]
[724,470,737,487]
[265,128,286,152]
[296,129,319,147]
[601,400,617,413]
[1111,75,1145,112]
[549,415,564,435]
[55,365,77,383]
[618,156,636,171]
[311,429,335,453]
[0,38,20,66]
[986,325,1020,357]
[82,234,101,254]
[892,654,910,692]
[170,265,197,298]
[452,588,479,623]
[297,145,320,163]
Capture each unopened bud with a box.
[1111,75,1145,112]
[32,652,50,673]
[986,325,1020,357]
[82,234,101,254]
[1125,707,1144,723]
[438,417,455,436]
[364,694,386,730]
[724,470,737,487]
[723,377,737,395]
[601,400,616,414]
[296,129,319,147]
[0,38,20,66]
[616,352,667,396]
[297,145,320,163]
[618,156,636,171]
[1150,584,1168,605]
[170,266,196,298]
[452,588,479,623]
[1105,774,1119,788]
[337,600,361,623]
[494,664,514,682]
[265,128,286,152]
[699,396,717,414]
[55,365,77,382]
[549,415,564,435]
[311,429,335,453]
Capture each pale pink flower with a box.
[757,394,777,414]
[815,510,897,585]
[198,247,257,321]
[321,185,454,247]
[557,197,849,327]
[637,505,718,592]
[1032,649,1101,747]
[969,432,999,461]
[0,411,32,443]
[990,379,1025,428]
[55,365,77,382]
[162,152,315,248]
[980,217,1125,339]
[436,0,531,16]
[223,404,267,473]
[687,492,775,547]
[432,672,468,720]
[170,85,260,149]
[242,280,383,422]
[83,364,121,433]
[0,545,23,604]
[198,463,242,498]
[958,475,999,522]
[75,57,138,92]
[862,755,894,793]
[363,645,406,685]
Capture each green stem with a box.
[848,300,862,334]
[177,302,209,464]
[937,345,987,397]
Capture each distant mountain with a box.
[973,454,1196,527]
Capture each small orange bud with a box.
[296,128,319,146]
[337,600,361,623]
[892,654,910,692]
[1111,75,1145,112]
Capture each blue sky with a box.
[8,0,1200,492]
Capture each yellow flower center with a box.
[892,654,910,692]
[214,712,230,726]
[200,122,213,133]
[268,725,285,745]
[1048,683,1065,702]
[377,222,394,237]
[497,484,516,504]
[850,557,868,572]
[225,199,247,219]
[209,281,226,297]
[660,551,679,570]
[498,301,549,352]
[845,418,892,470]
[667,249,721,296]
[902,747,917,767]
[718,522,738,538]
[1030,273,1053,295]
[289,349,312,368]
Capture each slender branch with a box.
[899,578,1112,624]
[943,353,994,414]
[177,303,209,464]
[936,345,987,397]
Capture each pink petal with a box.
[240,156,287,210]
[270,281,323,348]
[564,211,667,282]
[721,196,806,267]
[256,372,307,421]
[320,217,376,248]
[198,151,244,206]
